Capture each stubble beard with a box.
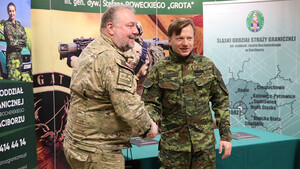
[115,34,136,52]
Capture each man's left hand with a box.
[219,141,232,159]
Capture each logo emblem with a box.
[246,10,264,32]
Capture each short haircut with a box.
[168,18,195,38]
[100,4,135,29]
[7,2,16,12]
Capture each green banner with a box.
[32,0,222,14]
[31,0,50,10]
[0,80,37,169]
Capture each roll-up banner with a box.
[0,0,37,169]
[203,0,300,138]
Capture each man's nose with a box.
[133,26,139,35]
[182,38,189,45]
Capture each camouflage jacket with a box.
[142,48,231,152]
[4,20,27,57]
[64,34,152,152]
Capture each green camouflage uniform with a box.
[63,34,153,169]
[142,48,231,169]
[4,20,27,81]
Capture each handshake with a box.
[147,119,159,138]
[131,119,159,138]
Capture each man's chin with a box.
[179,53,190,57]
[128,43,135,50]
[130,40,135,46]
[122,45,132,52]
[179,49,192,56]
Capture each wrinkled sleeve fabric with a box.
[142,66,163,123]
[98,52,152,137]
[210,64,232,142]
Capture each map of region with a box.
[226,58,299,138]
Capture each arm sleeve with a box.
[141,67,163,123]
[101,56,152,137]
[210,65,232,141]
[19,25,27,48]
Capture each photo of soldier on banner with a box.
[0,0,32,82]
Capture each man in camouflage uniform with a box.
[63,4,158,169]
[142,18,232,169]
[4,2,27,81]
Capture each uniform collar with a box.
[169,47,195,63]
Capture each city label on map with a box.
[227,60,296,128]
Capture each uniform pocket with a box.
[194,76,215,88]
[158,78,180,110]
[158,79,179,90]
[194,76,215,99]
[206,148,216,163]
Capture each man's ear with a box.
[107,22,114,35]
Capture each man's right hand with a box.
[147,119,158,138]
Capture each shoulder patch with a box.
[142,78,154,88]
[115,59,134,88]
[117,67,133,87]
[216,68,229,95]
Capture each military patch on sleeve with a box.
[142,78,154,88]
[216,68,229,95]
[117,68,133,87]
